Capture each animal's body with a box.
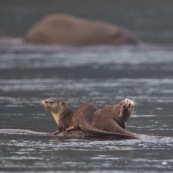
[42,98,137,139]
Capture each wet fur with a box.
[42,98,137,139]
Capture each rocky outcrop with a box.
[25,14,139,46]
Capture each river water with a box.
[0,43,173,172]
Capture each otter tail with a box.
[80,123,138,139]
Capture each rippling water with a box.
[0,43,173,172]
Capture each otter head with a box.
[42,97,70,125]
[42,97,67,113]
[118,99,135,122]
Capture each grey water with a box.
[0,43,173,172]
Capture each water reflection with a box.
[0,132,173,172]
[0,45,173,172]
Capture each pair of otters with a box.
[42,97,138,139]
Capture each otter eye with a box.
[60,101,64,106]
[50,101,54,104]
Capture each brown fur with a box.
[91,99,135,137]
[42,97,137,139]
[42,97,73,134]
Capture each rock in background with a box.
[25,14,139,46]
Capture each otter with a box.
[42,97,73,135]
[103,99,135,129]
[42,97,138,139]
[90,99,135,135]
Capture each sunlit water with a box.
[0,43,173,172]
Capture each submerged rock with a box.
[25,14,139,46]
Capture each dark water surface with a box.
[0,44,173,172]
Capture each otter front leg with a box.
[66,126,76,132]
[53,130,61,135]
[52,126,63,135]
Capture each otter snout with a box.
[42,100,47,104]
[124,99,135,109]
[42,100,50,109]
[42,98,55,106]
[42,100,47,105]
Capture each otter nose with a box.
[42,100,48,105]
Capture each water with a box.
[0,43,173,172]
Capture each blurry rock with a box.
[25,14,139,46]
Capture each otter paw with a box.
[52,130,60,135]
